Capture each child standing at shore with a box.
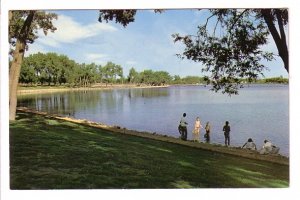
[204,121,211,143]
[193,117,203,142]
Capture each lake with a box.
[17,84,289,156]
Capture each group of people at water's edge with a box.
[178,113,280,155]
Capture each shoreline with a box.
[16,83,288,95]
[17,84,170,95]
[16,107,289,165]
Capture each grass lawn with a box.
[9,112,289,189]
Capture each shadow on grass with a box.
[10,112,289,189]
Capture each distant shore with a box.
[17,83,286,95]
[17,82,288,95]
[17,84,170,95]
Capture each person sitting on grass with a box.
[259,139,280,155]
[242,138,257,150]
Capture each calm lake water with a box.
[18,84,289,156]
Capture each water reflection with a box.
[126,88,169,99]
[18,90,103,116]
[18,88,170,117]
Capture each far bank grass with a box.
[10,112,289,189]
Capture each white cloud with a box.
[37,14,117,47]
[86,53,108,60]
[83,53,109,65]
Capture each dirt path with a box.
[16,107,289,166]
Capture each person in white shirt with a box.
[179,113,188,141]
[259,139,280,154]
[242,138,257,150]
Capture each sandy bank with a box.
[17,84,170,95]
[16,107,289,166]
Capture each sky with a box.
[26,9,289,78]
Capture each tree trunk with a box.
[261,9,289,73]
[9,40,26,120]
[9,11,35,121]
[275,10,289,73]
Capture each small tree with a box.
[101,62,123,85]
[154,71,172,85]
[128,67,138,84]
[173,75,182,84]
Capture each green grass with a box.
[10,112,289,189]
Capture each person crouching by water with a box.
[223,121,231,146]
[204,122,211,143]
[178,113,188,141]
[242,138,257,150]
[259,139,280,155]
[192,117,203,142]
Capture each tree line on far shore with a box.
[19,52,288,87]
